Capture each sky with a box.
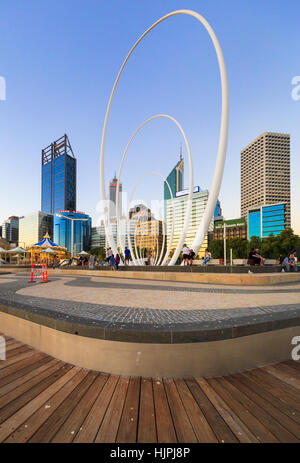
[0,0,300,233]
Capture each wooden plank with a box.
[238,371,300,425]
[208,377,279,443]
[0,363,72,425]
[0,350,42,374]
[246,369,300,409]
[209,377,280,442]
[283,360,300,372]
[0,359,62,409]
[152,378,177,443]
[137,378,157,443]
[95,376,129,443]
[164,378,197,443]
[262,364,300,389]
[51,373,108,443]
[174,378,217,443]
[227,374,300,441]
[0,355,52,389]
[0,367,80,443]
[29,370,96,443]
[196,378,258,443]
[5,341,23,351]
[220,376,298,443]
[6,345,32,359]
[116,376,140,443]
[186,378,238,443]
[74,375,118,443]
[280,362,300,380]
[0,358,57,399]
[4,339,20,345]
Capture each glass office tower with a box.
[41,134,76,214]
[248,203,286,240]
[164,153,184,202]
[54,211,91,254]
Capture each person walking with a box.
[124,247,131,265]
[115,253,120,270]
[182,244,190,266]
[110,253,115,270]
[106,247,113,266]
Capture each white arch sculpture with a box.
[115,114,193,266]
[125,171,175,266]
[100,9,229,263]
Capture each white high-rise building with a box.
[165,188,213,259]
[241,132,291,228]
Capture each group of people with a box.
[104,246,132,270]
[248,248,298,272]
[182,245,211,266]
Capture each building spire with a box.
[179,143,183,160]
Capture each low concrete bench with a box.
[233,259,276,266]
[194,259,220,266]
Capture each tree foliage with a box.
[209,229,300,260]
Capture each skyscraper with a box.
[164,152,184,202]
[109,173,122,218]
[41,134,76,214]
[2,216,19,244]
[54,210,91,254]
[241,132,291,228]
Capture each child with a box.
[110,254,115,270]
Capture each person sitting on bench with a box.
[282,253,298,272]
[247,248,261,266]
[202,249,212,265]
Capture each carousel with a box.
[27,232,66,264]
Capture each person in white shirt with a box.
[182,244,190,266]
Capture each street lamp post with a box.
[55,214,88,258]
[223,222,227,266]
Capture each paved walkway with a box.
[0,333,299,443]
[9,273,300,310]
[0,273,300,344]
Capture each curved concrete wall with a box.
[0,310,298,378]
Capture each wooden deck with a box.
[0,333,299,443]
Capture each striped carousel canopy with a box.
[33,232,59,247]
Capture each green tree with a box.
[88,247,106,261]
[209,240,224,259]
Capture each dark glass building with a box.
[54,210,91,254]
[164,153,184,202]
[41,134,76,214]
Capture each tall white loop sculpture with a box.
[133,219,143,265]
[100,9,229,262]
[115,114,192,266]
[126,171,175,266]
[156,222,166,266]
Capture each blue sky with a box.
[1,0,300,232]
